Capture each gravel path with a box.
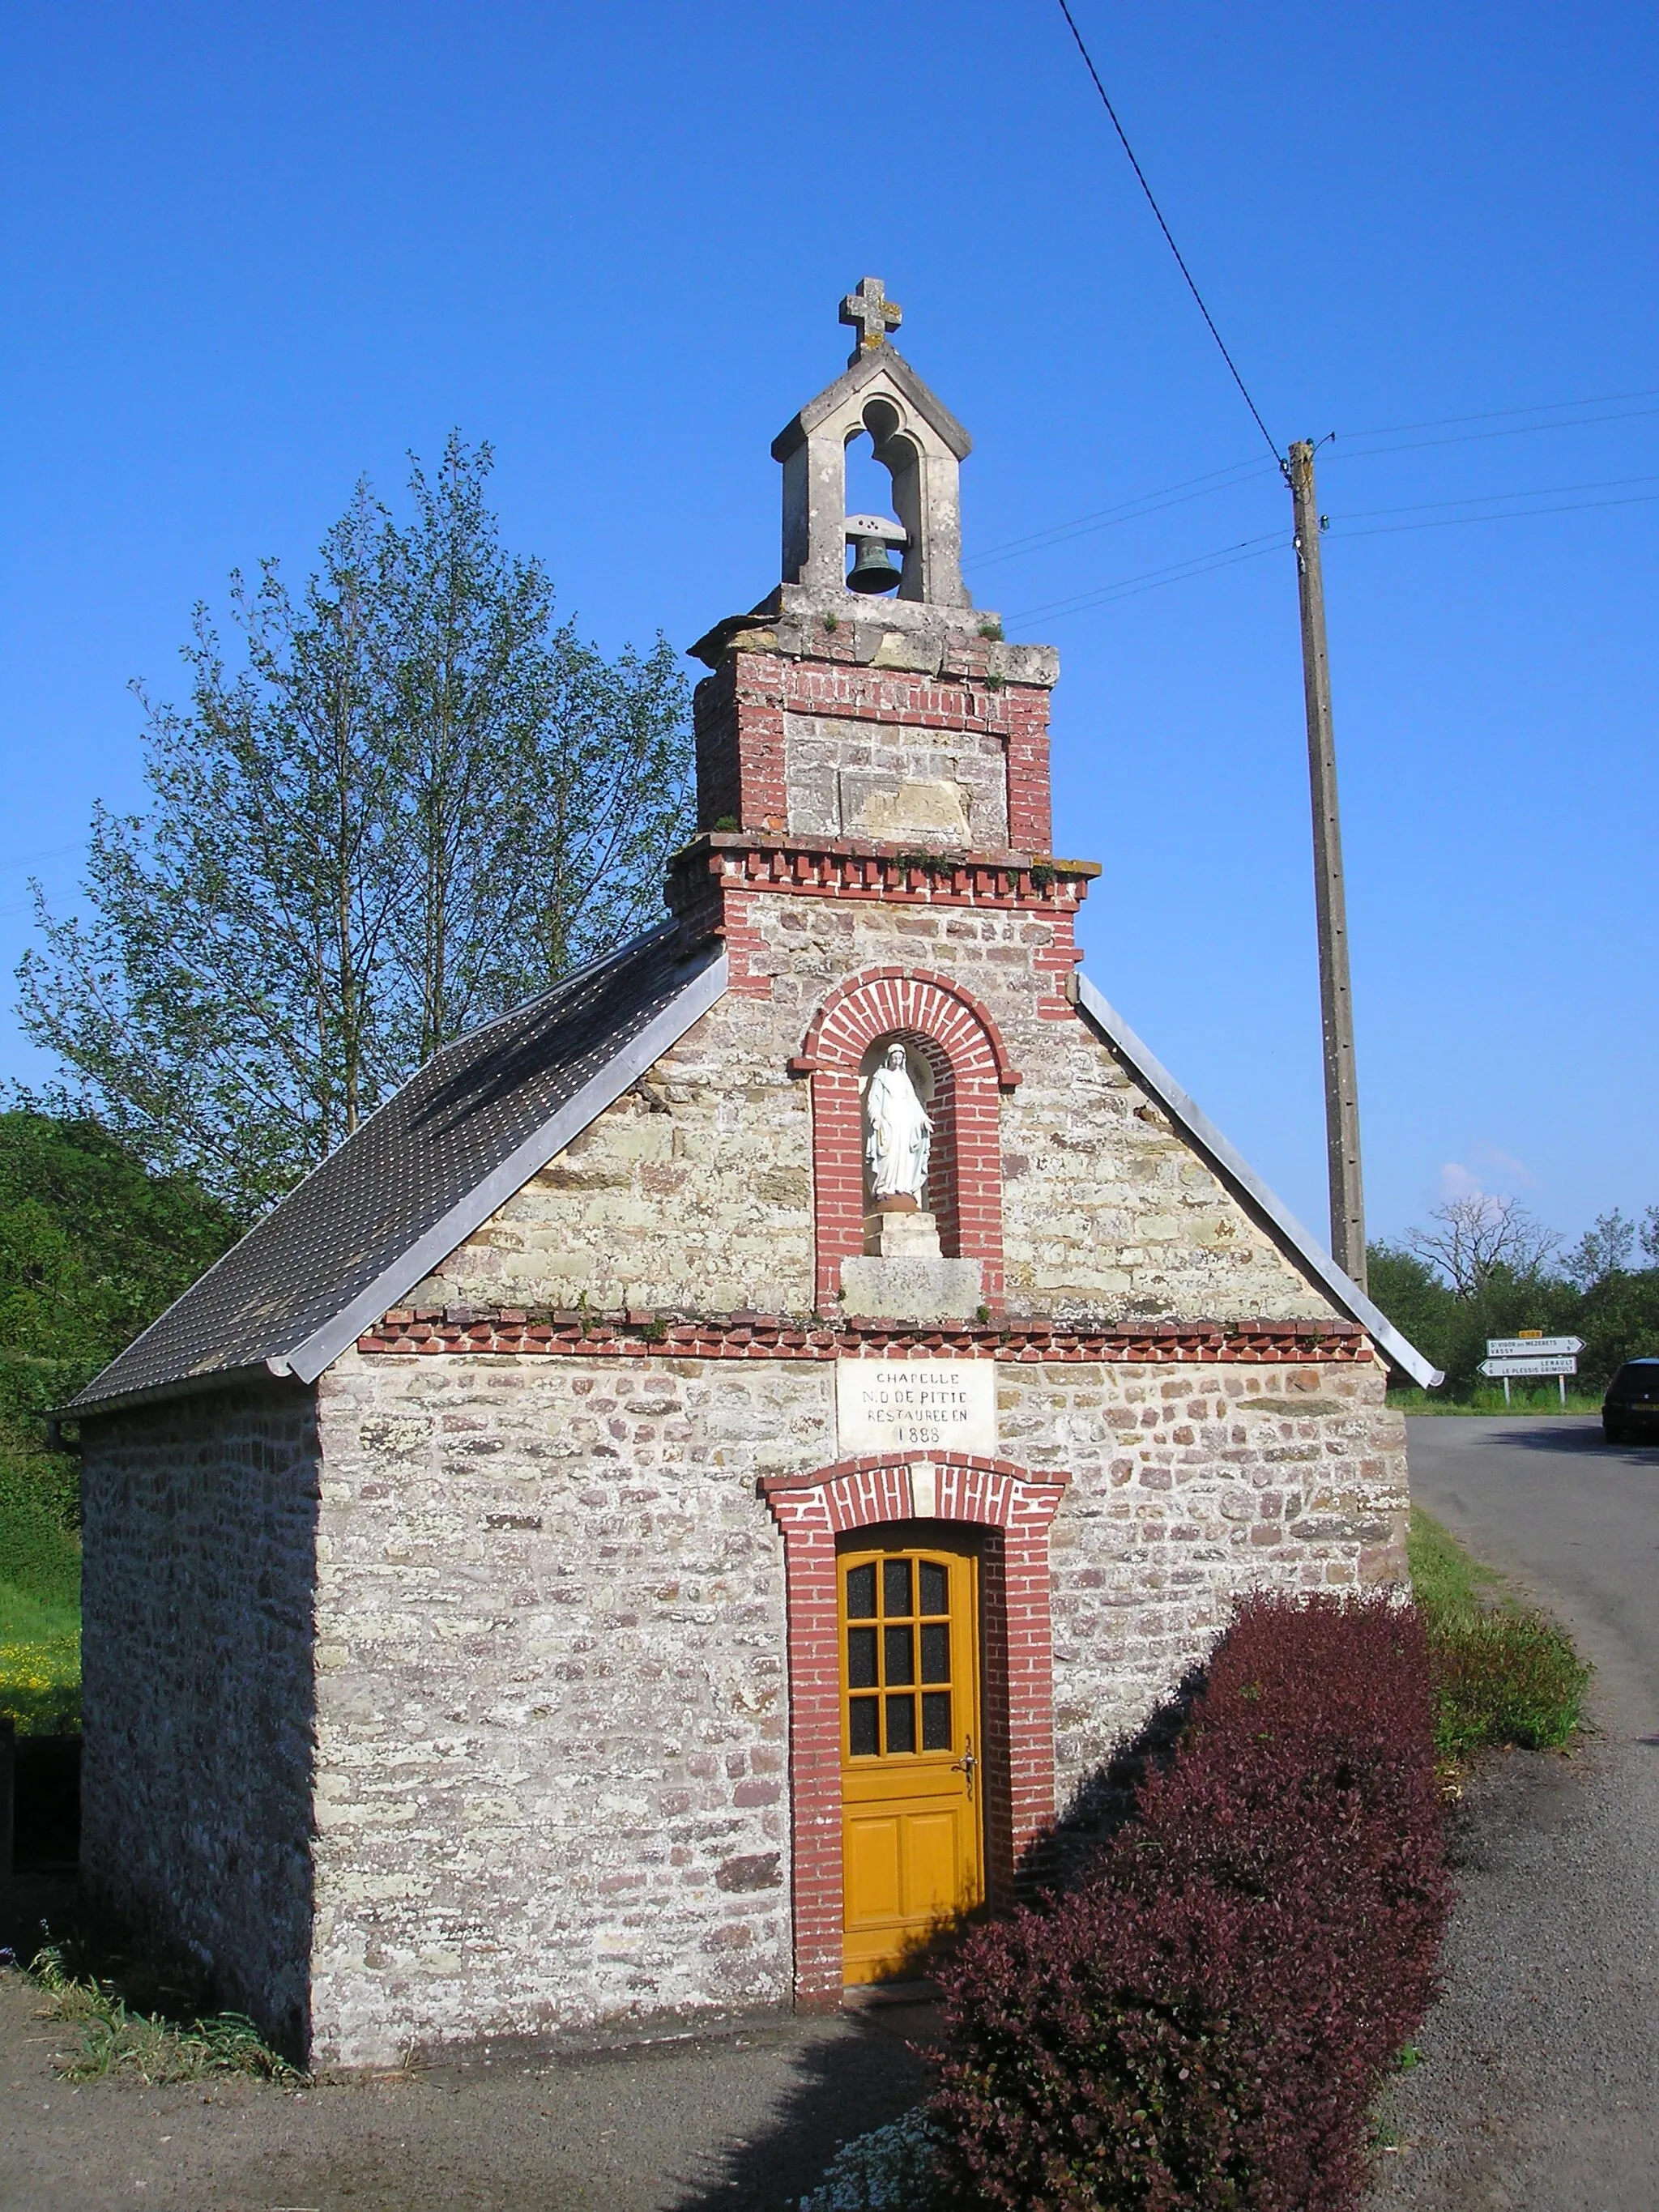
[0,1975,934,2211]
[1367,1417,1659,2211]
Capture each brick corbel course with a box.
[358,1311,1377,1364]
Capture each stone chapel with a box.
[74,280,1438,2069]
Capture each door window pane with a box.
[920,1622,950,1683]
[919,1560,949,1616]
[847,1626,878,1690]
[846,1562,877,1619]
[921,1691,952,1750]
[883,1558,912,1618]
[884,1625,915,1686]
[848,1698,880,1757]
[885,1694,916,1754]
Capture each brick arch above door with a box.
[761,1449,1067,2005]
[789,969,1020,1312]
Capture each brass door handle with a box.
[951,1737,976,1801]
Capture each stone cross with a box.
[840,277,902,362]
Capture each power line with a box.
[1052,0,1283,471]
[1328,471,1659,523]
[968,455,1278,569]
[1009,530,1288,624]
[1339,386,1659,441]
[1328,403,1659,463]
[1328,487,1659,541]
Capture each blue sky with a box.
[2,1,1654,1254]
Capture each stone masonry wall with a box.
[79,1382,320,2056]
[309,1350,809,2068]
[422,895,1330,1326]
[311,1343,1405,2060]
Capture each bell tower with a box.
[684,278,1071,858]
[674,281,1097,1321]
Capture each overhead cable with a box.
[1052,0,1283,470]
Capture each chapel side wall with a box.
[308,1351,815,2069]
[313,1336,1405,2057]
[424,898,1337,1326]
[79,1382,320,2057]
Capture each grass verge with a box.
[1390,1387,1606,1417]
[1408,1505,1589,1756]
[19,1945,301,2085]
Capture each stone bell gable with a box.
[72,280,1437,2072]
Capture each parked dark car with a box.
[1602,1358,1659,1443]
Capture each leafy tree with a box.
[0,1108,236,1417]
[16,437,691,1218]
[1563,1207,1638,1289]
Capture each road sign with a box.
[1486,1336,1583,1359]
[1479,1356,1577,1379]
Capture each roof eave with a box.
[1074,974,1444,1391]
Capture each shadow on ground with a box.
[667,1678,1204,2209]
[1467,1419,1657,1461]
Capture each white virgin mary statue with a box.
[864,1044,934,1204]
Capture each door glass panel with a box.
[884,1623,915,1686]
[846,1562,877,1619]
[847,1626,878,1690]
[921,1690,952,1750]
[883,1558,912,1617]
[920,1622,949,1682]
[849,1697,880,1757]
[885,1693,916,1754]
[919,1561,949,1616]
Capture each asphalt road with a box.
[1369,1415,1659,2212]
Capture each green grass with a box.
[1408,1506,1589,1755]
[1391,1387,1606,1417]
[0,1419,82,1733]
[22,1946,301,2085]
[0,1579,81,1735]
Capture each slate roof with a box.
[72,928,729,1414]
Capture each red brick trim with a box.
[799,970,1015,1312]
[797,967,1021,1086]
[668,833,1096,919]
[359,1311,1377,1364]
[760,1452,1068,2005]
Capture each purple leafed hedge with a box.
[932,1592,1450,2212]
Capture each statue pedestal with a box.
[840,1252,984,1323]
[864,1207,942,1259]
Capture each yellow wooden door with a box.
[838,1536,983,1984]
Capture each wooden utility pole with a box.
[1288,439,1367,1290]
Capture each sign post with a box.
[1480,1335,1584,1407]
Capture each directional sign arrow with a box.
[1486,1336,1584,1358]
[1479,1356,1578,1379]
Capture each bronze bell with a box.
[844,513,906,595]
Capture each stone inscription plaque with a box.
[835,1360,997,1458]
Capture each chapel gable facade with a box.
[73,283,1435,2069]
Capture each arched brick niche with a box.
[760,1451,1067,2006]
[791,969,1020,1312]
